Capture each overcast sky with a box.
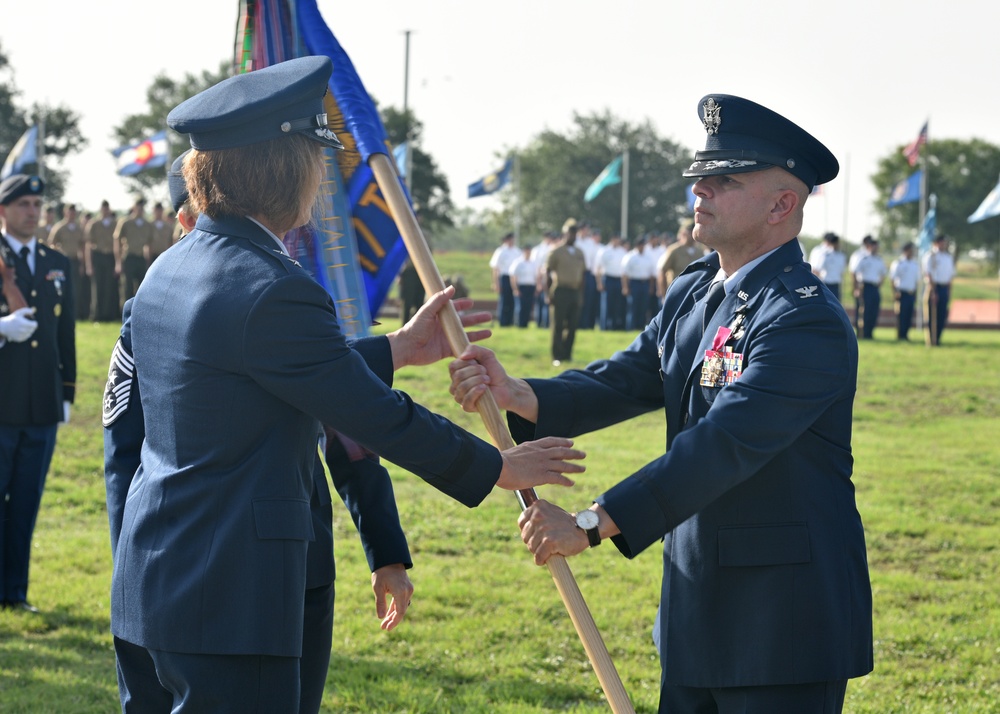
[3,0,999,244]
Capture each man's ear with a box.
[767,188,801,226]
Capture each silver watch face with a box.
[576,510,599,530]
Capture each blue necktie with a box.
[702,279,726,331]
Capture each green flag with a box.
[584,155,623,202]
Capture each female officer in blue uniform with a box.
[105,56,584,713]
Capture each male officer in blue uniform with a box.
[0,174,76,614]
[105,56,583,713]
[450,95,873,713]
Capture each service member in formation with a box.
[0,175,76,614]
[48,202,91,321]
[889,241,920,341]
[922,233,956,346]
[105,56,584,713]
[656,217,704,302]
[146,201,175,265]
[114,196,153,301]
[85,200,120,321]
[544,219,586,366]
[451,94,873,714]
[850,235,887,339]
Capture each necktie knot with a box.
[19,246,30,262]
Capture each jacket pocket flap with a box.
[253,499,314,541]
[718,523,810,567]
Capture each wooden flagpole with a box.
[369,152,635,714]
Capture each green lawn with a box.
[0,314,997,712]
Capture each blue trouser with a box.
[659,679,848,714]
[927,284,950,345]
[600,276,625,330]
[860,283,880,339]
[115,637,300,714]
[0,424,58,603]
[579,271,598,328]
[896,290,915,339]
[535,290,549,328]
[627,279,651,331]
[497,275,515,326]
[515,285,536,327]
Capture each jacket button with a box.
[31,340,38,348]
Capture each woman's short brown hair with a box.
[183,134,323,234]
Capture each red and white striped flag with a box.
[902,121,928,166]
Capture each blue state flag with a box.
[296,0,414,324]
[968,180,1000,224]
[1,125,39,180]
[468,159,512,198]
[887,170,922,208]
[584,155,622,202]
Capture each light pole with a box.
[402,30,413,192]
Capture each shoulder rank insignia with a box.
[795,285,819,299]
[102,338,135,427]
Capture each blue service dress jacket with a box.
[0,239,76,425]
[509,239,873,688]
[104,301,411,577]
[109,215,499,658]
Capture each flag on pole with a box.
[468,159,513,198]
[393,142,409,179]
[112,131,169,176]
[918,204,937,254]
[967,179,1000,223]
[235,0,414,332]
[887,170,923,207]
[902,121,928,167]
[296,0,413,323]
[584,155,623,202]
[1,125,39,180]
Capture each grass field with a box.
[1,287,998,712]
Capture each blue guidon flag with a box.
[102,339,134,427]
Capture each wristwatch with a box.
[574,509,601,547]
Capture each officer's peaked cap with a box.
[168,150,191,213]
[167,56,344,152]
[683,94,838,189]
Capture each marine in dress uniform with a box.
[0,174,76,613]
[104,55,581,714]
[452,94,873,714]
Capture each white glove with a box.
[0,307,37,343]
[62,401,71,424]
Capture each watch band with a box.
[584,525,601,548]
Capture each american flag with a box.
[902,121,928,166]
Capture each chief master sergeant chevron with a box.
[450,94,873,714]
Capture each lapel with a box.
[683,239,806,385]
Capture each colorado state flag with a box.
[113,131,169,176]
